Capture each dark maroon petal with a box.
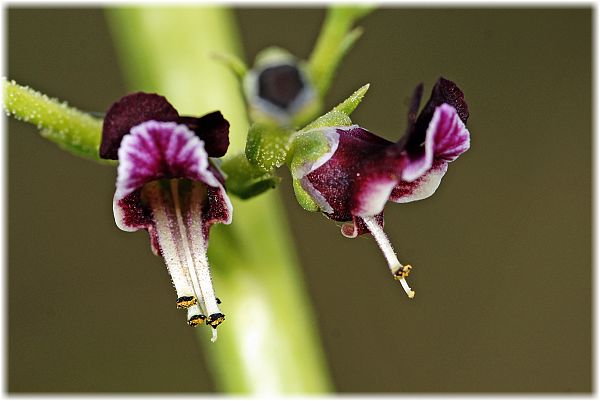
[178,111,230,157]
[398,78,469,163]
[405,83,424,133]
[101,92,180,159]
[305,126,392,222]
[418,77,469,127]
[202,185,233,239]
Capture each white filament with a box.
[170,180,222,319]
[362,216,415,298]
[144,182,197,303]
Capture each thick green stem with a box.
[107,7,332,393]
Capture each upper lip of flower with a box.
[100,92,232,341]
[290,77,471,298]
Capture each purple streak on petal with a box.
[306,126,392,222]
[100,92,179,159]
[390,160,448,203]
[113,121,223,231]
[341,213,384,238]
[427,104,470,162]
[178,112,230,157]
[397,78,469,174]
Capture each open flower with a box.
[291,78,470,298]
[100,93,232,341]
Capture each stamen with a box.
[176,296,197,309]
[143,182,199,305]
[362,216,415,299]
[185,182,224,324]
[187,304,207,327]
[206,313,226,328]
[171,180,225,330]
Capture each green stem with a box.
[2,78,105,161]
[308,6,374,96]
[106,7,332,393]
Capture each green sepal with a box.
[299,83,369,132]
[292,178,320,212]
[288,129,332,179]
[221,153,282,199]
[245,123,293,173]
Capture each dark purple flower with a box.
[293,78,470,298]
[101,93,232,340]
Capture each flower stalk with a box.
[2,78,105,161]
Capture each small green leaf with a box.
[299,83,370,132]
[245,123,293,173]
[300,110,352,132]
[334,83,370,115]
[3,78,107,163]
[221,153,282,199]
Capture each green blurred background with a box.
[7,7,591,393]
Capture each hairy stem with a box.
[2,78,105,161]
[107,6,332,393]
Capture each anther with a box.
[176,296,197,309]
[393,264,412,279]
[206,313,225,329]
[188,314,207,327]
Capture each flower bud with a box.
[243,47,321,127]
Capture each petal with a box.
[398,78,469,180]
[113,121,227,231]
[305,126,391,222]
[101,92,179,159]
[390,160,448,203]
[177,111,230,157]
[401,103,470,181]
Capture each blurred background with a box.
[8,7,591,393]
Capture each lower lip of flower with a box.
[142,178,224,341]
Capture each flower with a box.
[290,78,470,298]
[100,92,232,341]
[243,47,321,127]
